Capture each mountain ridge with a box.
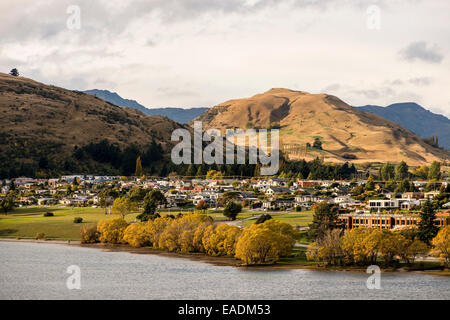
[84,89,208,123]
[355,103,450,149]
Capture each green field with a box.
[0,206,278,240]
[241,211,314,228]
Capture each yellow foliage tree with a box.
[112,197,135,218]
[431,226,450,267]
[235,220,295,265]
[123,222,150,247]
[97,217,128,244]
[202,224,242,256]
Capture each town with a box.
[2,172,449,229]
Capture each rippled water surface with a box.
[1,241,449,300]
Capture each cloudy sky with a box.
[1,0,449,117]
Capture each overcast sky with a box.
[1,0,449,117]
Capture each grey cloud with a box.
[322,83,341,91]
[399,41,444,64]
[408,77,432,86]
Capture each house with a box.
[265,187,291,196]
[368,199,401,212]
[297,180,320,188]
[424,191,440,200]
[402,192,423,200]
[295,194,321,204]
[262,199,294,210]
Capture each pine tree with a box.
[9,68,19,76]
[417,200,439,244]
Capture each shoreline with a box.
[1,237,448,275]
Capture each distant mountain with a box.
[355,103,450,149]
[84,89,208,123]
[194,88,449,165]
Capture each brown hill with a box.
[0,73,184,176]
[194,88,449,165]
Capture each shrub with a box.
[35,232,46,240]
[255,214,272,224]
[80,224,99,243]
[43,212,54,217]
[97,217,128,244]
[73,217,83,223]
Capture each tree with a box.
[364,175,375,191]
[380,163,395,181]
[431,226,450,268]
[308,202,341,240]
[235,220,295,265]
[217,191,241,206]
[307,229,343,265]
[9,68,19,76]
[223,201,242,221]
[135,156,143,177]
[111,197,134,219]
[394,161,409,181]
[255,214,272,224]
[428,161,441,181]
[185,164,196,177]
[0,192,15,215]
[398,238,428,265]
[9,179,15,191]
[97,217,128,244]
[312,138,322,150]
[417,200,439,244]
[98,189,116,214]
[196,200,208,211]
[136,190,167,221]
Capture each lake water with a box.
[0,241,449,300]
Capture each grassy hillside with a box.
[0,73,185,177]
[194,88,450,165]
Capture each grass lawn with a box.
[0,206,140,240]
[0,206,265,240]
[240,210,314,229]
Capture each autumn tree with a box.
[307,229,343,265]
[431,226,450,267]
[364,175,375,191]
[196,200,208,211]
[97,217,128,243]
[111,197,135,219]
[235,220,295,265]
[202,224,242,256]
[135,156,143,177]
